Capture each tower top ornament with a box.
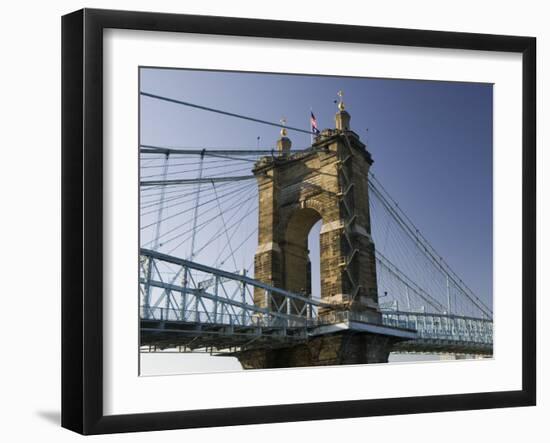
[280,117,288,137]
[337,90,345,111]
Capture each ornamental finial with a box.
[337,90,345,111]
[280,117,288,137]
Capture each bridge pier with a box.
[237,331,396,369]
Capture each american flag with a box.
[310,111,320,135]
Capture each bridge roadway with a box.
[140,248,493,357]
[140,306,492,356]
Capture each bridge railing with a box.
[141,305,317,329]
[140,248,329,331]
[381,310,493,345]
[303,309,491,346]
[140,249,493,348]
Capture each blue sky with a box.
[140,67,493,309]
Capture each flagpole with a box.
[310,107,314,146]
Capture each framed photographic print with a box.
[61,8,536,435]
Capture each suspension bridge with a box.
[139,90,493,368]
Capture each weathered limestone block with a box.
[244,108,391,368]
[237,332,396,369]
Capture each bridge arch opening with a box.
[284,207,322,299]
[308,219,323,301]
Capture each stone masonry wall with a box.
[246,116,389,368]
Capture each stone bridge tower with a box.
[238,98,395,369]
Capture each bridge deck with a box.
[139,249,493,357]
[141,318,309,351]
[140,309,492,356]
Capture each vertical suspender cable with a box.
[182,150,205,320]
[144,153,170,318]
[152,153,170,250]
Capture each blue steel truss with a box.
[140,248,493,356]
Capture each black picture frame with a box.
[61,8,536,435]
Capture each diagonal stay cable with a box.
[192,187,258,254]
[186,188,258,257]
[190,196,259,259]
[141,160,254,179]
[141,179,238,200]
[141,184,256,249]
[141,92,314,135]
[368,178,492,318]
[141,180,252,229]
[213,193,258,267]
[141,180,245,212]
[160,187,258,251]
[375,250,446,313]
[218,226,258,269]
[211,181,238,270]
[141,175,255,187]
[141,180,251,216]
[140,156,235,169]
[369,172,490,306]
